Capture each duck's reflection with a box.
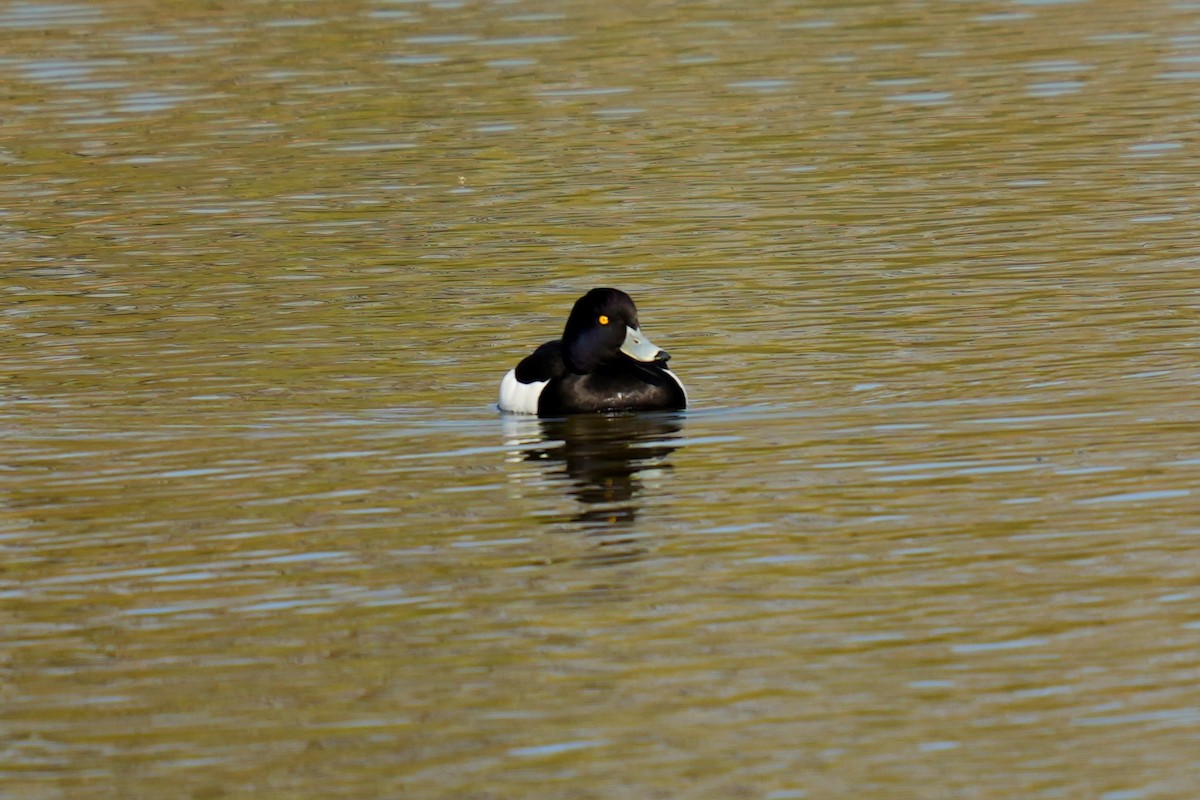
[503,412,684,538]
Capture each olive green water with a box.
[5,0,1200,797]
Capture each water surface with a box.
[4,0,1200,797]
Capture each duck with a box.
[499,288,688,416]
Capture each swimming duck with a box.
[499,288,688,416]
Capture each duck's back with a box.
[499,340,564,414]
[538,360,686,415]
[500,338,687,416]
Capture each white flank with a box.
[499,368,547,414]
[665,368,689,407]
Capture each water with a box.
[4,0,1200,797]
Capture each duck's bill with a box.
[621,326,670,363]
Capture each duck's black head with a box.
[562,288,670,374]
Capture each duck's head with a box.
[562,288,670,373]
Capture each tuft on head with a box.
[567,288,639,330]
[580,287,637,318]
[562,288,641,372]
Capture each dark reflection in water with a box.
[504,412,684,549]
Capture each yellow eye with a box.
[598,315,609,325]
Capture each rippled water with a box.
[5,0,1200,797]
